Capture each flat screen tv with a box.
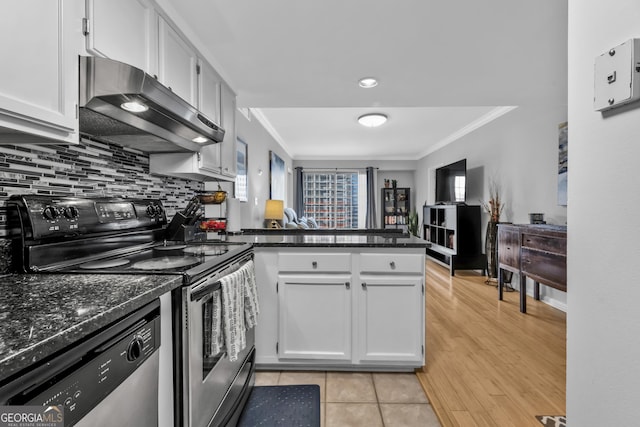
[435,159,467,204]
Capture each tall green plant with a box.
[408,210,419,237]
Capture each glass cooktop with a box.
[63,242,246,274]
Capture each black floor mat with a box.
[237,385,320,427]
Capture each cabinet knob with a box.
[362,282,367,289]
[312,261,317,269]
[345,282,350,289]
[390,261,396,269]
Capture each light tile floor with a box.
[254,371,441,427]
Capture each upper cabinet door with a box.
[0,0,79,143]
[219,82,237,177]
[84,0,156,74]
[158,17,197,106]
[198,60,221,124]
[197,61,222,172]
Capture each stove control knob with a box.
[63,206,79,219]
[126,336,145,362]
[42,206,59,221]
[146,204,163,217]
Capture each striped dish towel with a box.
[242,260,260,329]
[203,289,225,358]
[220,268,247,362]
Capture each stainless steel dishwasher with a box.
[0,299,161,427]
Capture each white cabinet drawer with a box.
[360,253,424,274]
[278,253,352,273]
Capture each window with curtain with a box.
[301,170,366,228]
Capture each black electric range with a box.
[8,195,250,283]
[8,194,257,427]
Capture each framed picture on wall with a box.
[235,138,248,202]
[557,122,568,206]
[270,151,285,200]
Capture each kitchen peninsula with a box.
[0,231,427,389]
[226,231,429,371]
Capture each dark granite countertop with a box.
[239,228,407,235]
[0,273,182,382]
[221,233,430,248]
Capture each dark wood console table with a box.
[497,224,567,313]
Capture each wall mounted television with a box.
[435,159,467,204]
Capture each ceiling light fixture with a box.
[358,113,387,128]
[120,101,148,113]
[358,77,378,88]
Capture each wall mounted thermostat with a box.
[594,38,640,111]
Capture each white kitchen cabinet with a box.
[84,0,156,74]
[197,61,223,173]
[197,60,222,126]
[253,250,279,365]
[158,16,197,106]
[278,252,351,273]
[358,252,425,364]
[200,80,237,176]
[150,30,237,181]
[253,247,425,370]
[359,253,424,274]
[0,0,80,144]
[218,82,237,178]
[277,276,352,361]
[357,277,424,363]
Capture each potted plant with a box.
[408,210,419,237]
[482,181,505,280]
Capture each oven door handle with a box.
[191,277,222,302]
[190,253,254,302]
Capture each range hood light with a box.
[120,101,149,113]
[192,136,208,143]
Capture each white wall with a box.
[416,105,568,308]
[567,1,640,425]
[235,110,293,228]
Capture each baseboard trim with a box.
[539,296,567,313]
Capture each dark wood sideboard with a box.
[497,224,567,313]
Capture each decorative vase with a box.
[485,220,499,279]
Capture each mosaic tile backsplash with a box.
[0,138,204,271]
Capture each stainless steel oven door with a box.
[182,257,255,427]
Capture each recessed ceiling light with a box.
[358,77,378,88]
[120,101,148,113]
[358,113,387,127]
[192,136,208,143]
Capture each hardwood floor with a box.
[416,260,566,427]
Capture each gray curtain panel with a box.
[295,167,304,216]
[365,166,377,229]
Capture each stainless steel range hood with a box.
[79,56,225,153]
